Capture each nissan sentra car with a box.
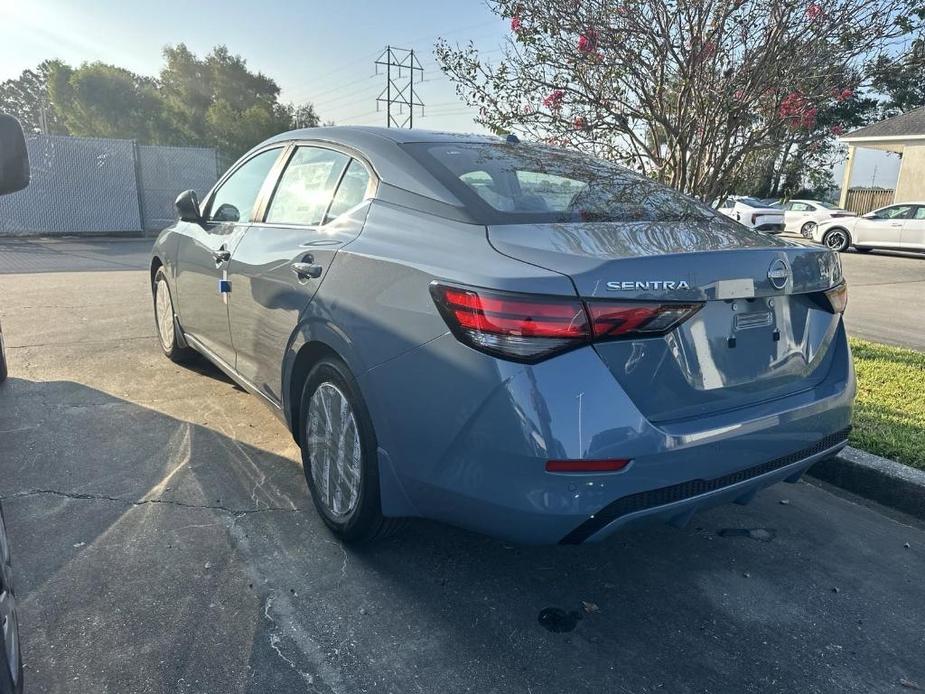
[151,127,854,545]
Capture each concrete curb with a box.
[808,446,925,520]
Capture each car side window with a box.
[720,198,733,209]
[325,159,371,222]
[879,205,914,220]
[914,207,925,220]
[266,146,350,226]
[208,148,282,223]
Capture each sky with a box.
[0,0,509,133]
[0,0,899,189]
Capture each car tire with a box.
[0,339,7,384]
[822,227,851,252]
[299,358,402,543]
[0,505,23,694]
[800,221,817,238]
[152,267,196,363]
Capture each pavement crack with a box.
[0,488,304,517]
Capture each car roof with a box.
[256,126,508,208]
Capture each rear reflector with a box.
[431,282,703,362]
[546,459,630,473]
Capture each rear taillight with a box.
[824,282,848,313]
[430,282,702,362]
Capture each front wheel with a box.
[153,267,195,363]
[823,228,851,252]
[800,221,817,238]
[300,358,401,543]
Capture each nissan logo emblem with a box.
[768,259,790,290]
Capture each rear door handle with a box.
[291,261,323,279]
[212,249,231,263]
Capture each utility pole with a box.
[374,46,424,128]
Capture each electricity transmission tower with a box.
[375,46,424,128]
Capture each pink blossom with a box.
[511,15,523,33]
[543,89,565,111]
[573,115,588,130]
[779,91,817,129]
[577,29,598,53]
[699,40,717,62]
[831,124,845,136]
[835,87,854,102]
[733,89,745,100]
[807,3,823,19]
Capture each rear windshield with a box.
[402,142,718,225]
[737,197,770,208]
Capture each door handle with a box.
[890,223,904,227]
[212,249,231,263]
[291,262,323,279]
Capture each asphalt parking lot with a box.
[0,237,924,693]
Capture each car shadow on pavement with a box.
[1,378,923,693]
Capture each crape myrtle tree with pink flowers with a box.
[435,0,925,201]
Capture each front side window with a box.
[878,205,914,220]
[404,142,717,224]
[208,148,281,223]
[326,159,371,221]
[266,147,350,226]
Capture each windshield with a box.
[403,142,718,224]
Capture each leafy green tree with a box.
[47,61,174,143]
[6,44,320,160]
[0,61,68,134]
[160,44,318,158]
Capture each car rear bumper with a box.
[756,223,785,233]
[363,322,855,545]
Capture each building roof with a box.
[842,106,925,141]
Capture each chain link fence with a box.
[0,134,220,236]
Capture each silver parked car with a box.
[152,127,854,545]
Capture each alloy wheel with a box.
[801,221,817,238]
[825,230,848,251]
[305,382,362,519]
[155,278,175,351]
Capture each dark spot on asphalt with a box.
[717,528,776,542]
[538,607,581,633]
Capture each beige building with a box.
[839,105,925,207]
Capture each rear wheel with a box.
[822,228,851,252]
[153,268,195,363]
[800,221,817,238]
[299,358,401,543]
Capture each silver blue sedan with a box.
[151,127,854,545]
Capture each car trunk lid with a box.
[488,219,844,422]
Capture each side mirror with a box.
[0,113,30,196]
[175,189,202,223]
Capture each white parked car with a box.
[715,196,785,233]
[813,201,925,252]
[782,199,855,237]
